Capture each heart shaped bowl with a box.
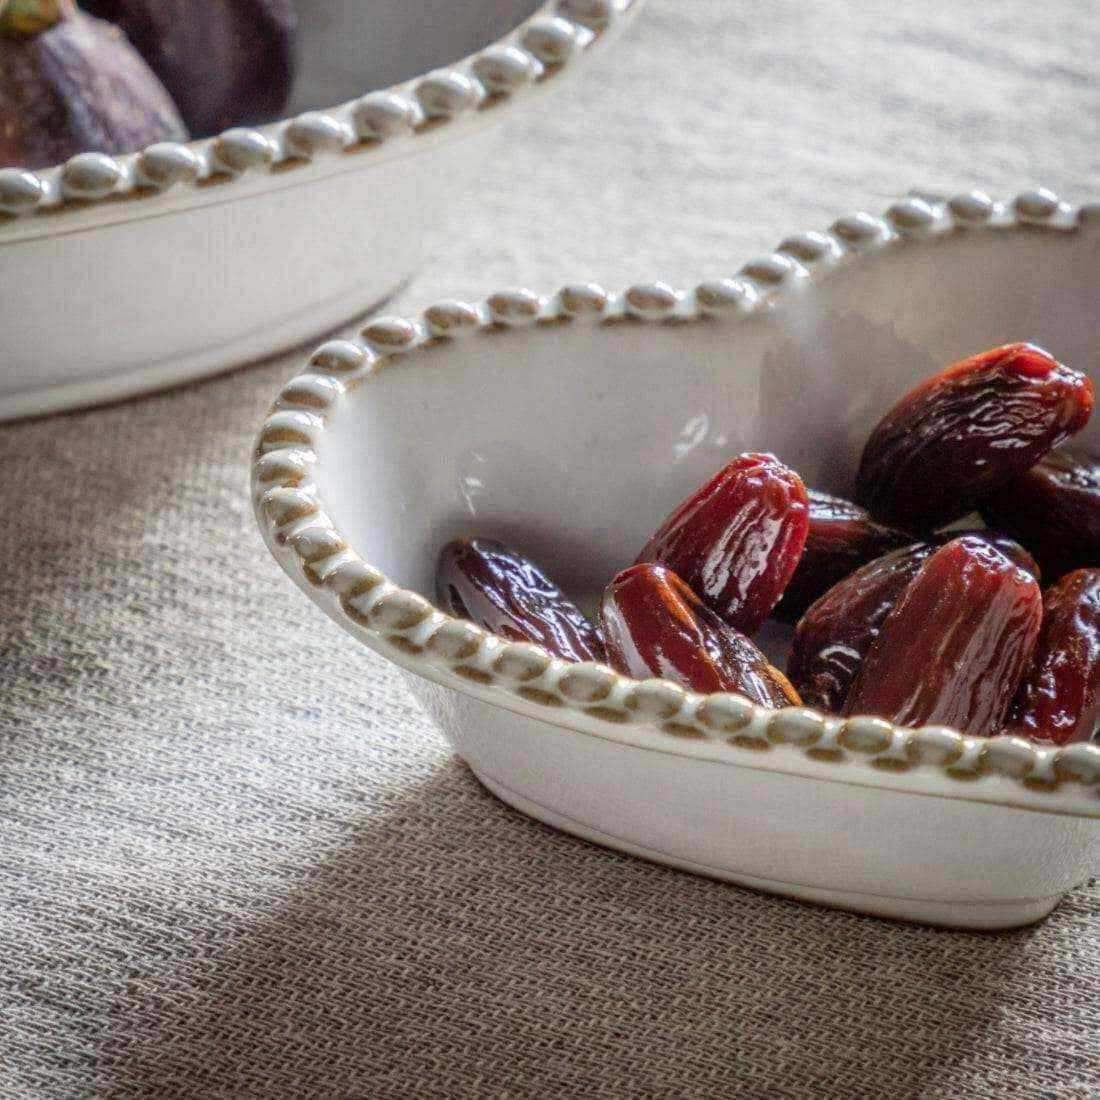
[253,188,1100,930]
[0,0,640,421]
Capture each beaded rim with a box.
[253,188,1100,811]
[0,0,638,221]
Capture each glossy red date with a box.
[437,538,603,663]
[980,448,1100,582]
[635,453,809,635]
[843,537,1042,734]
[855,344,1094,530]
[775,489,914,620]
[1007,569,1100,745]
[601,563,800,705]
[788,541,934,712]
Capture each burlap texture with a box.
[2,1,1099,1096]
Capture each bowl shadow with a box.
[97,757,1096,1099]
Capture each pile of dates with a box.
[0,0,295,169]
[438,343,1100,747]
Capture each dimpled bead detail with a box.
[253,450,312,487]
[277,374,342,411]
[1014,188,1060,223]
[906,726,965,766]
[362,317,418,350]
[767,708,827,746]
[370,590,433,631]
[61,153,123,199]
[137,143,202,189]
[837,716,894,755]
[472,46,538,91]
[948,190,995,225]
[558,663,617,703]
[624,282,678,318]
[558,283,608,316]
[0,168,45,215]
[695,279,757,313]
[831,212,886,248]
[777,231,835,263]
[259,410,322,449]
[522,17,579,64]
[289,524,345,563]
[492,644,552,682]
[212,129,276,173]
[625,680,686,722]
[488,290,541,325]
[352,92,417,140]
[309,340,367,374]
[557,0,612,27]
[285,112,351,157]
[980,736,1038,780]
[427,619,485,662]
[425,301,481,337]
[262,487,317,528]
[1052,743,1100,785]
[415,72,479,118]
[697,694,755,733]
[740,255,794,285]
[886,197,937,234]
[327,559,384,598]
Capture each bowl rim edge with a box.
[0,0,641,230]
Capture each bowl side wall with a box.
[0,128,496,415]
[408,673,1098,927]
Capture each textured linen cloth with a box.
[3,2,1100,1096]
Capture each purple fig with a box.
[81,0,296,136]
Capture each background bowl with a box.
[254,189,1100,929]
[0,0,640,421]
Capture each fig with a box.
[81,0,296,136]
[856,344,1094,531]
[636,453,809,635]
[437,538,603,664]
[601,564,800,705]
[0,0,187,169]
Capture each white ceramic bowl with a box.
[0,0,640,421]
[253,188,1100,930]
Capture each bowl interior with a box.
[291,0,545,113]
[317,225,1100,614]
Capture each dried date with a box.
[980,448,1100,581]
[436,538,603,663]
[855,344,1093,530]
[1006,569,1100,745]
[601,564,800,704]
[788,542,935,712]
[636,453,809,635]
[843,537,1042,734]
[775,489,913,621]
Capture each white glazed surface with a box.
[0,0,639,420]
[254,190,1100,928]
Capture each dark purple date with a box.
[436,538,603,663]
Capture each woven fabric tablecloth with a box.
[3,2,1100,1096]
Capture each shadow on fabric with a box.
[95,756,1090,1099]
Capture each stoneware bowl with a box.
[253,188,1100,930]
[0,0,640,421]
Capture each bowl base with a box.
[0,277,408,423]
[471,767,1064,931]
